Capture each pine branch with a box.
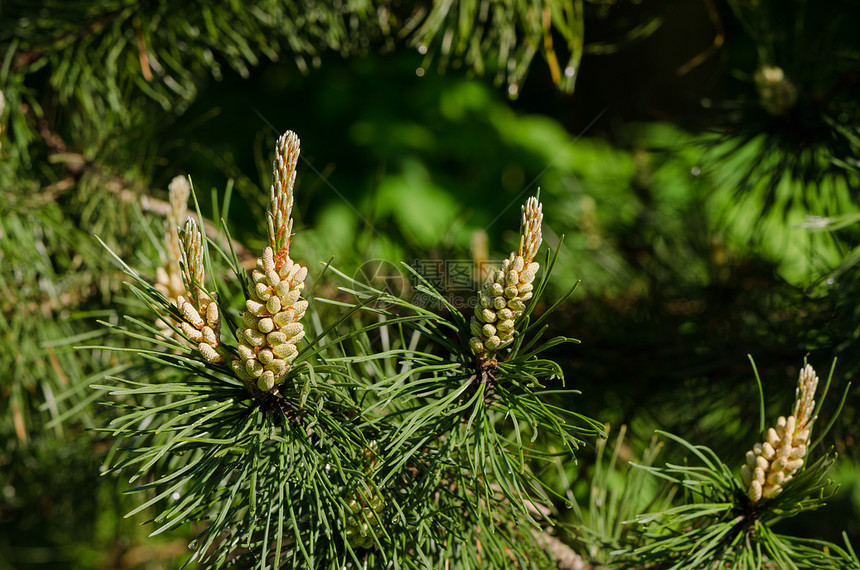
[617,360,850,569]
[86,132,606,567]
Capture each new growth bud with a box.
[232,132,308,397]
[268,131,300,256]
[469,196,543,360]
[740,364,819,502]
[177,218,224,364]
[155,176,192,339]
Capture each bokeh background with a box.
[2,1,860,567]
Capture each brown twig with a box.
[32,109,256,267]
[133,18,154,82]
[676,0,724,76]
[11,399,27,442]
[533,530,609,570]
[47,346,71,385]
[543,6,562,85]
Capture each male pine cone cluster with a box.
[230,131,308,395]
[176,218,223,364]
[152,175,223,362]
[231,247,308,393]
[344,490,385,549]
[344,442,385,550]
[741,364,819,502]
[469,196,543,358]
[152,132,308,399]
[155,176,191,339]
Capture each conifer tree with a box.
[2,1,860,568]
